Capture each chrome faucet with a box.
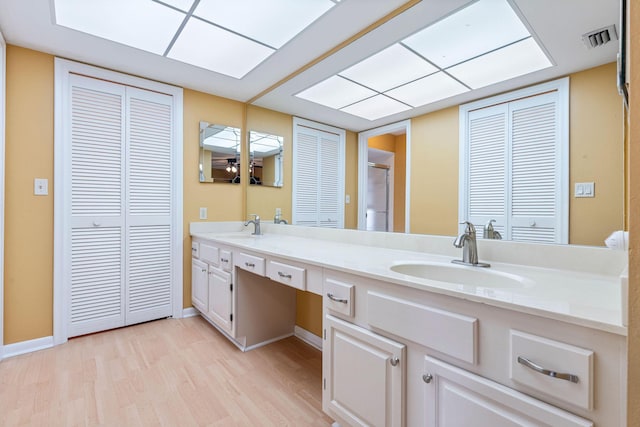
[483,219,502,240]
[244,214,261,235]
[453,221,490,267]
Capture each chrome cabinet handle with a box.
[201,268,207,273]
[245,262,255,268]
[191,247,197,252]
[327,293,348,304]
[517,356,579,383]
[422,373,433,384]
[390,357,400,367]
[278,271,292,279]
[220,258,229,263]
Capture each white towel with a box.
[605,230,628,250]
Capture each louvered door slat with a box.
[128,94,172,216]
[294,130,320,225]
[71,83,124,217]
[68,75,126,338]
[69,227,124,336]
[510,95,559,241]
[466,106,508,232]
[319,133,340,228]
[125,88,173,324]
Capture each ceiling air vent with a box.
[582,25,618,49]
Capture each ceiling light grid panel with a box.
[54,0,337,79]
[295,0,553,121]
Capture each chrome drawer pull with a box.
[278,271,292,279]
[245,262,255,268]
[389,357,400,367]
[220,258,229,263]
[422,373,433,384]
[517,356,579,383]
[327,293,348,304]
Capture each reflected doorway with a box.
[367,152,392,232]
[358,120,410,233]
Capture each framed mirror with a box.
[199,121,241,184]
[249,130,284,187]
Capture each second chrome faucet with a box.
[244,214,261,235]
[453,221,490,268]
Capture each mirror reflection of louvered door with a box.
[67,75,173,337]
[292,120,345,228]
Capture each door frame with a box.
[53,58,184,345]
[0,31,6,358]
[357,120,411,232]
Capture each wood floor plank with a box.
[0,316,333,426]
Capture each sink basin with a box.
[390,262,529,289]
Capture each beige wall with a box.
[4,46,54,344]
[569,62,624,245]
[246,106,292,222]
[408,62,624,245]
[183,89,245,308]
[410,106,460,236]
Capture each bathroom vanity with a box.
[190,222,627,427]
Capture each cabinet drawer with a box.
[267,260,305,290]
[367,291,477,364]
[236,252,266,276]
[219,249,233,272]
[191,242,200,258]
[324,278,354,317]
[510,330,593,410]
[200,243,219,265]
[424,356,592,427]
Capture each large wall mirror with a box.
[249,131,284,187]
[245,64,624,247]
[199,121,241,184]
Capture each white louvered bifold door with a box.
[466,104,508,239]
[68,75,126,337]
[125,88,173,324]
[293,124,344,228]
[509,92,561,243]
[293,127,319,227]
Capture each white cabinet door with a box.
[207,267,233,335]
[423,356,592,427]
[323,315,405,427]
[191,259,208,312]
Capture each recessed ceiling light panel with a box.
[340,95,411,121]
[54,0,185,55]
[447,38,552,89]
[168,18,275,79]
[296,76,377,109]
[386,72,469,107]
[403,0,531,68]
[339,44,438,92]
[194,0,335,48]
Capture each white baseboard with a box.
[182,307,199,318]
[3,336,54,359]
[294,325,322,351]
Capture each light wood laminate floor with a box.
[0,316,333,426]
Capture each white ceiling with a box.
[0,0,621,132]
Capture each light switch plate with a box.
[34,178,48,195]
[575,182,595,198]
[199,207,207,220]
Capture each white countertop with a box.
[190,222,627,336]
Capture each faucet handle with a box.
[248,213,260,221]
[460,221,476,234]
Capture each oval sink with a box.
[390,262,529,289]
